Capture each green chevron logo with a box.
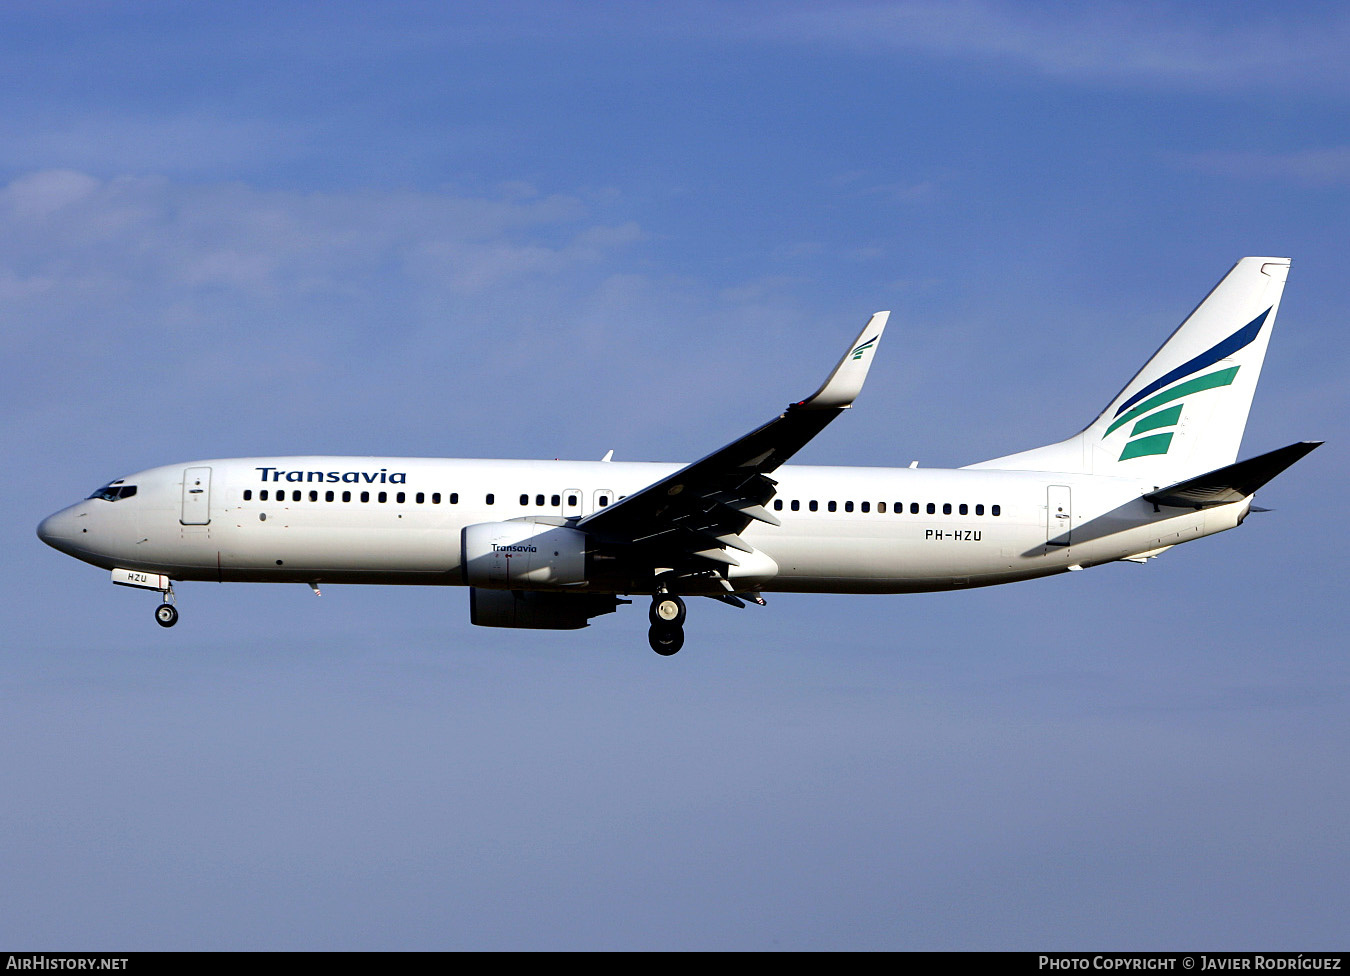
[851,337,877,360]
[1104,307,1268,461]
[1106,366,1240,460]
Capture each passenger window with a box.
[599,496,609,507]
[878,502,886,513]
[975,504,984,516]
[911,503,920,514]
[361,491,370,503]
[844,501,854,513]
[959,503,968,515]
[378,491,387,503]
[942,503,951,515]
[536,494,545,506]
[243,490,253,501]
[567,495,577,506]
[926,503,935,514]
[520,494,528,506]
[292,490,301,502]
[416,492,425,504]
[861,501,870,513]
[773,499,783,511]
[992,504,1001,516]
[486,494,495,505]
[791,500,800,512]
[551,494,561,507]
[396,492,405,504]
[326,490,335,502]
[809,500,818,512]
[434,493,443,504]
[260,489,269,501]
[309,490,318,502]
[342,491,352,502]
[827,501,837,512]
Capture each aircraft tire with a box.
[649,594,686,627]
[155,603,179,628]
[648,623,684,656]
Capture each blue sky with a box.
[3,1,1347,949]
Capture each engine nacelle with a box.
[469,588,622,630]
[461,520,589,589]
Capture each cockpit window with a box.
[88,483,138,502]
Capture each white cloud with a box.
[0,170,818,468]
[1174,147,1350,186]
[766,1,1350,91]
[0,171,656,456]
[0,171,625,303]
[1,169,101,218]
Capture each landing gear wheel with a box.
[155,603,179,628]
[648,622,685,656]
[649,594,686,627]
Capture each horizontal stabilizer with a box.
[1144,441,1321,509]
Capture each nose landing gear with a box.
[648,593,686,655]
[154,580,178,628]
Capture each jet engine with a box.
[469,587,623,629]
[461,521,590,589]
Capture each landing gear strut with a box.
[154,581,178,628]
[648,593,686,655]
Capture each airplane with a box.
[37,256,1320,655]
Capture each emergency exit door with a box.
[181,467,212,525]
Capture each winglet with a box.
[799,311,890,410]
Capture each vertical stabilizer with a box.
[968,257,1290,481]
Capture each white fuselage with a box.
[38,456,1249,594]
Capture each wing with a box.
[577,312,890,570]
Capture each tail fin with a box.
[968,257,1290,480]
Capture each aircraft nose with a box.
[37,509,78,554]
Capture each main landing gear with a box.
[648,593,686,656]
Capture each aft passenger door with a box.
[181,466,212,525]
[1046,484,1071,546]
